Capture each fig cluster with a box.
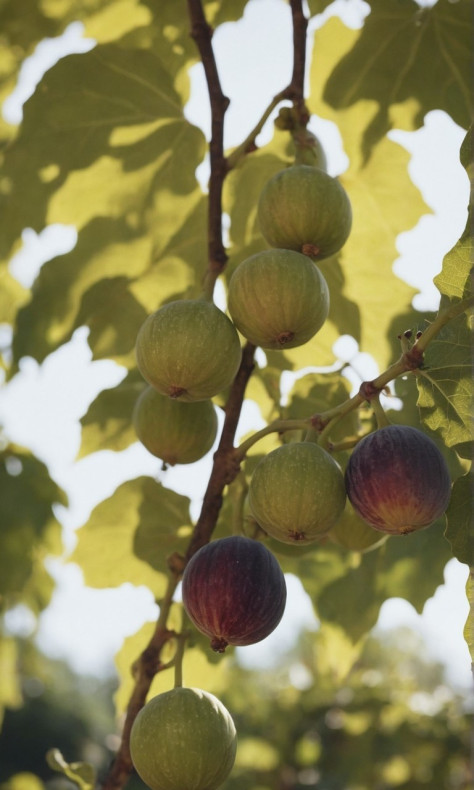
[227,160,352,351]
[133,296,241,467]
[129,131,453,790]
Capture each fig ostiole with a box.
[248,442,347,545]
[133,386,218,465]
[344,425,452,535]
[257,164,352,260]
[135,299,242,402]
[181,535,287,653]
[130,686,237,790]
[227,249,329,350]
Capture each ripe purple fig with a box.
[227,249,329,349]
[135,299,242,402]
[257,164,352,260]
[344,425,451,535]
[133,386,218,465]
[248,442,346,545]
[181,535,287,653]
[130,686,237,790]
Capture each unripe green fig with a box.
[257,164,352,260]
[133,386,218,465]
[182,535,287,652]
[135,299,242,402]
[328,500,388,553]
[345,425,451,535]
[227,249,329,349]
[130,687,237,790]
[248,442,346,545]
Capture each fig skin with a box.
[344,425,451,535]
[181,535,287,652]
[328,500,388,553]
[248,442,346,545]
[227,249,329,349]
[135,299,242,402]
[257,164,352,260]
[130,686,237,790]
[133,386,218,465]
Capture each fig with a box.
[328,500,387,553]
[344,425,451,535]
[227,249,329,349]
[135,299,242,402]
[133,386,218,465]
[130,686,237,790]
[248,442,346,545]
[257,164,352,260]
[181,535,287,653]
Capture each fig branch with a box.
[234,295,474,460]
[101,1,313,785]
[187,0,229,300]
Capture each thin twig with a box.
[227,0,309,171]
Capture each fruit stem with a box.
[228,472,249,536]
[173,631,187,689]
[293,294,474,445]
[234,418,312,461]
[371,394,391,429]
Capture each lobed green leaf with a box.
[70,477,191,596]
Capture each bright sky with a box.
[1,0,472,695]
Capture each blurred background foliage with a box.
[0,627,471,789]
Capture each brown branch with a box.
[101,346,255,790]
[185,341,256,560]
[101,576,179,790]
[101,3,310,787]
[187,0,230,297]
[289,0,308,109]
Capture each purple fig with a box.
[181,535,287,652]
[344,425,451,535]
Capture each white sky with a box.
[1,0,472,694]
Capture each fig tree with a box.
[344,425,451,535]
[227,249,329,349]
[133,386,218,465]
[248,441,346,544]
[135,299,242,402]
[181,535,287,653]
[257,164,352,259]
[130,686,237,790]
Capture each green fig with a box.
[248,442,346,545]
[257,164,352,259]
[130,687,237,790]
[227,249,329,349]
[328,500,388,553]
[133,386,218,465]
[135,299,242,402]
